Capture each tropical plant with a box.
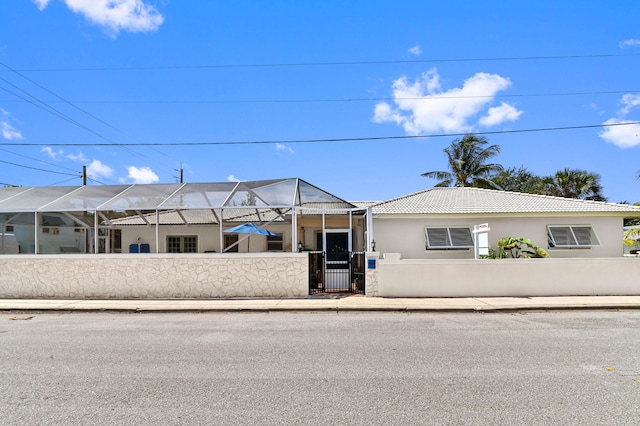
[623,227,640,248]
[490,166,545,194]
[421,134,504,189]
[539,168,606,201]
[496,237,549,258]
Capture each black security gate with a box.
[309,251,365,295]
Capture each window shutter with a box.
[572,226,593,245]
[547,225,599,247]
[426,228,450,248]
[425,227,473,249]
[449,227,473,247]
[548,226,575,246]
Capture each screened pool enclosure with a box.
[0,178,371,255]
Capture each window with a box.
[42,227,60,235]
[425,227,473,249]
[166,235,198,253]
[224,234,238,252]
[267,233,283,251]
[5,225,13,232]
[547,225,600,248]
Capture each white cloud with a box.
[32,0,50,11]
[275,143,294,154]
[599,119,640,148]
[1,122,22,140]
[0,109,22,140]
[227,175,241,182]
[620,93,640,116]
[619,39,640,48]
[125,166,158,184]
[479,102,523,126]
[87,159,114,178]
[408,45,422,56]
[41,146,64,160]
[66,151,89,162]
[34,0,164,34]
[373,68,520,134]
[598,93,640,147]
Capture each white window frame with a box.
[547,225,600,248]
[266,233,284,251]
[425,226,474,250]
[166,235,198,253]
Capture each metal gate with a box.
[309,251,365,295]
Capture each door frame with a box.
[316,228,352,252]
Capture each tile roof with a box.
[371,187,640,215]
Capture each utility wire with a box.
[1,62,120,130]
[0,63,177,171]
[0,158,81,176]
[2,90,636,106]
[0,148,79,173]
[45,176,83,186]
[4,53,639,72]
[86,176,114,185]
[1,121,637,147]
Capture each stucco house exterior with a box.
[2,181,640,299]
[370,187,640,259]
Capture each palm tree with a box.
[490,166,545,194]
[540,168,606,201]
[422,134,503,188]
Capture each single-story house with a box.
[370,187,640,259]
[2,180,640,299]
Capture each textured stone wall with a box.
[0,253,308,299]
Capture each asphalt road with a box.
[1,310,640,425]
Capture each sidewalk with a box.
[2,295,640,312]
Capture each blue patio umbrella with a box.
[224,222,276,252]
[224,222,276,236]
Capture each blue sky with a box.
[1,1,640,203]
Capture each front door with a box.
[317,231,350,291]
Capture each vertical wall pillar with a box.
[219,208,224,252]
[155,210,160,253]
[291,207,297,253]
[366,206,373,252]
[365,251,380,297]
[94,211,99,254]
[34,212,39,255]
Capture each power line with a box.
[1,121,637,147]
[0,158,81,176]
[0,148,79,173]
[4,53,639,73]
[0,62,178,172]
[2,89,639,105]
[0,62,119,130]
[45,177,83,186]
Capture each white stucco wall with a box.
[119,221,366,253]
[374,257,640,297]
[120,224,295,253]
[373,215,624,259]
[0,253,308,299]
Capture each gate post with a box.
[308,251,324,295]
[365,252,380,297]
